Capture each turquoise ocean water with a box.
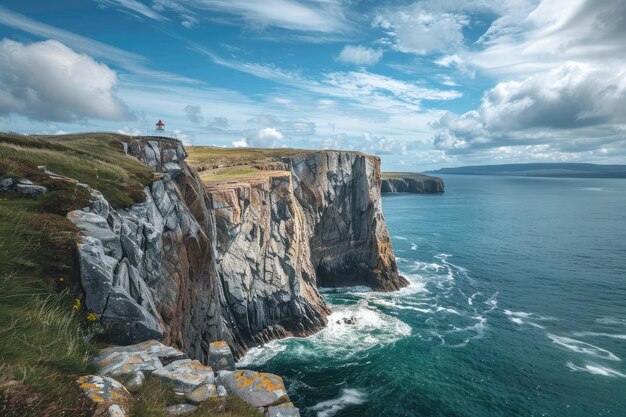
[239,175,626,417]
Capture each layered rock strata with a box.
[65,137,406,360]
[381,173,444,194]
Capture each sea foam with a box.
[566,362,626,378]
[310,388,367,417]
[547,334,621,361]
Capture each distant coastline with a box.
[427,163,626,179]
[381,172,444,193]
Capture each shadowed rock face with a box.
[381,174,445,194]
[286,152,408,291]
[68,138,406,360]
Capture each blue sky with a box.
[0,0,625,170]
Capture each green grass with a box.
[131,376,263,417]
[186,146,311,168]
[0,276,97,417]
[381,172,440,181]
[0,132,155,208]
[0,131,158,416]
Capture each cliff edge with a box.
[49,137,407,359]
[381,172,444,194]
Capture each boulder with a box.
[0,178,13,192]
[166,404,198,416]
[100,286,164,344]
[15,178,47,196]
[153,359,214,393]
[207,341,236,371]
[99,340,186,365]
[77,375,132,416]
[267,402,301,417]
[107,404,127,417]
[185,383,217,404]
[95,350,161,376]
[219,370,289,408]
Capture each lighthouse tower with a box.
[156,120,165,131]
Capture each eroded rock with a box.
[165,403,197,416]
[267,402,301,417]
[153,359,214,393]
[219,370,288,408]
[185,383,217,404]
[207,341,236,371]
[77,375,132,416]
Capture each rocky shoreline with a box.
[79,339,299,417]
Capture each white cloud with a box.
[0,39,133,122]
[471,0,626,77]
[432,62,626,153]
[324,71,462,110]
[232,138,249,147]
[257,127,284,140]
[118,125,142,135]
[338,45,383,66]
[96,0,168,21]
[0,6,194,83]
[373,4,469,54]
[152,0,350,33]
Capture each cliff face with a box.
[287,152,407,291]
[381,173,445,194]
[68,138,405,359]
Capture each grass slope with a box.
[0,132,154,416]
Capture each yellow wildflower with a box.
[86,312,97,322]
[73,298,81,311]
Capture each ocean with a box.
[238,175,626,417]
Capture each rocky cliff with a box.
[67,138,406,360]
[381,172,445,194]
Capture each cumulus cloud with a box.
[432,62,626,153]
[232,138,248,147]
[471,0,626,76]
[0,39,133,122]
[338,45,383,66]
[183,104,204,124]
[244,127,285,147]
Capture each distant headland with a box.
[427,163,626,179]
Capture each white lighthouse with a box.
[156,119,165,131]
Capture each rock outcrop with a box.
[65,137,406,359]
[81,340,300,417]
[381,172,444,194]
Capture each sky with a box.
[0,0,625,171]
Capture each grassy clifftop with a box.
[382,172,439,181]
